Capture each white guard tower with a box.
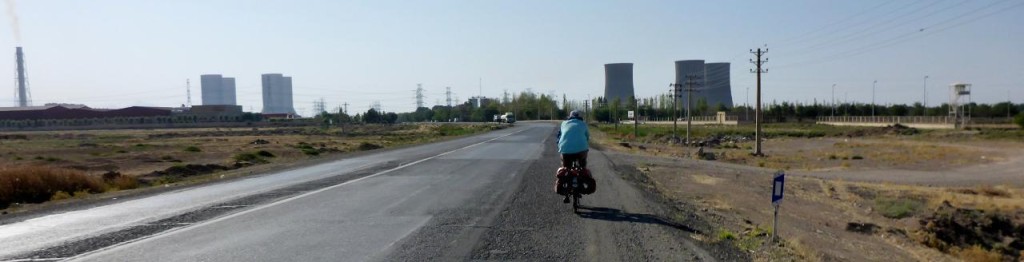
[949,83,972,129]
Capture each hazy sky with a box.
[2,0,1022,114]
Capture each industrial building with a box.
[200,74,237,105]
[261,73,296,115]
[674,60,735,110]
[604,63,635,104]
[0,104,171,121]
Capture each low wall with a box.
[817,121,955,129]
[632,120,739,126]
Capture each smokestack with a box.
[15,46,27,107]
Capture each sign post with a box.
[771,171,785,244]
[628,110,637,140]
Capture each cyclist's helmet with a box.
[568,110,581,120]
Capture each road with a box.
[2,123,712,261]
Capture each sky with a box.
[1,0,1022,115]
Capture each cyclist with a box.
[557,110,589,168]
[556,110,589,203]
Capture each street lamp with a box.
[923,75,929,116]
[872,80,877,118]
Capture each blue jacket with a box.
[557,118,589,154]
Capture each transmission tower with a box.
[313,98,326,115]
[415,83,424,109]
[446,87,452,107]
[186,79,192,107]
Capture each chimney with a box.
[16,47,28,107]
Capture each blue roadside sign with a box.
[772,171,785,206]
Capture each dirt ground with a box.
[594,124,1024,261]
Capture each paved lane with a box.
[47,122,710,261]
[0,124,528,260]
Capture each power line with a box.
[775,0,1022,69]
[774,1,897,46]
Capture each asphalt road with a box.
[4,123,712,261]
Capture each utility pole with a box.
[342,102,349,114]
[750,47,768,156]
[831,84,836,117]
[669,83,682,142]
[683,75,701,147]
[634,97,639,140]
[872,80,877,118]
[586,94,591,123]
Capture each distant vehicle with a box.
[500,112,516,124]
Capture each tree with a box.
[695,98,709,116]
[363,109,381,123]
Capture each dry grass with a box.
[0,165,106,209]
[953,245,1004,262]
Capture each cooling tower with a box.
[603,63,635,104]
[704,62,734,108]
[222,77,236,106]
[261,74,296,114]
[200,74,225,105]
[674,60,705,109]
[15,47,28,107]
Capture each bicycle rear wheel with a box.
[572,194,580,213]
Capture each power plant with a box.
[674,60,705,109]
[704,62,734,108]
[15,47,29,107]
[604,63,635,104]
[200,74,237,105]
[261,73,296,115]
[674,60,734,109]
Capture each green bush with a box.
[184,146,202,152]
[875,197,922,219]
[233,152,266,163]
[1015,113,1024,128]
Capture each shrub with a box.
[1015,113,1024,129]
[257,150,275,158]
[874,197,922,219]
[300,148,320,156]
[0,165,106,209]
[358,142,382,151]
[233,152,265,163]
[110,176,139,190]
[50,191,73,201]
[184,146,201,152]
[954,245,1003,262]
[717,229,737,241]
[851,155,864,160]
